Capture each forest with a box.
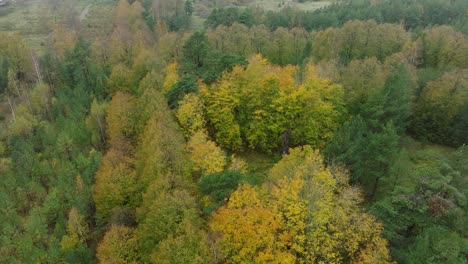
[0,0,467,263]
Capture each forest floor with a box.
[238,150,282,178]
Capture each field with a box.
[245,0,331,11]
[0,0,114,53]
[192,0,331,29]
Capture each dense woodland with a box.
[0,0,467,263]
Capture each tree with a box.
[85,99,107,148]
[184,0,193,16]
[162,62,179,94]
[135,189,201,262]
[341,58,386,115]
[60,208,89,250]
[358,62,412,134]
[210,146,393,263]
[200,55,345,152]
[210,184,292,263]
[198,170,258,215]
[134,91,192,189]
[59,37,106,99]
[30,84,52,118]
[108,63,135,94]
[166,75,198,108]
[176,94,206,138]
[410,69,468,146]
[93,148,139,226]
[151,223,213,264]
[187,131,227,176]
[325,117,399,198]
[422,26,468,69]
[370,148,467,263]
[182,31,208,71]
[106,92,136,148]
[96,225,139,264]
[312,20,409,64]
[408,227,466,264]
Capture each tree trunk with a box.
[30,50,43,84]
[282,129,291,156]
[371,176,381,199]
[7,95,15,121]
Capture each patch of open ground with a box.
[247,0,331,11]
[0,0,114,52]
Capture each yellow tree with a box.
[176,93,206,138]
[210,184,296,263]
[162,62,179,94]
[96,225,139,264]
[199,68,243,150]
[108,63,134,94]
[200,55,345,152]
[187,130,227,176]
[150,221,213,264]
[210,146,393,263]
[106,92,135,148]
[228,154,249,174]
[93,148,139,226]
[50,24,77,59]
[135,108,191,189]
[60,208,89,251]
[30,83,52,117]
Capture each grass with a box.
[218,0,331,11]
[191,15,206,30]
[374,135,457,199]
[0,0,114,53]
[247,0,331,11]
[80,1,115,42]
[237,150,281,178]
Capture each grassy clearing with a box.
[191,15,206,30]
[377,135,456,197]
[81,1,115,42]
[238,150,281,178]
[0,0,114,52]
[246,0,331,11]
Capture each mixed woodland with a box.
[0,0,467,263]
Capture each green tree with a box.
[198,170,259,215]
[59,37,106,100]
[325,117,399,198]
[362,64,412,133]
[166,75,198,108]
[181,31,208,72]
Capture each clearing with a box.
[0,0,114,53]
[246,0,331,11]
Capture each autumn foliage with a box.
[210,147,393,263]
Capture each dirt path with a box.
[80,3,92,21]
